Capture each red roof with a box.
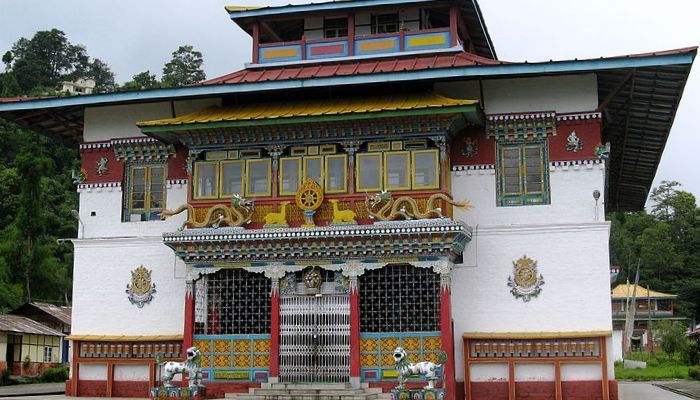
[199,51,506,85]
[198,47,698,86]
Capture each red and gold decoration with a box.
[126,266,157,308]
[295,178,324,227]
[507,255,544,302]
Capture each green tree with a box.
[656,320,690,361]
[87,58,116,93]
[162,45,206,87]
[121,70,161,91]
[0,72,21,97]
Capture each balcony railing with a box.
[611,310,674,319]
[257,27,453,64]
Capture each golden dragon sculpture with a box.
[365,191,471,221]
[159,194,254,230]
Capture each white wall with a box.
[435,74,598,114]
[451,222,612,382]
[71,236,186,337]
[453,162,606,230]
[79,363,107,380]
[114,364,150,381]
[0,333,6,362]
[83,98,221,142]
[77,182,187,239]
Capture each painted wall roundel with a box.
[126,266,157,307]
[507,255,544,302]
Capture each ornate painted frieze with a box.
[507,255,544,302]
[486,112,557,140]
[111,137,176,162]
[174,115,457,149]
[163,219,471,265]
[126,266,157,307]
[556,111,602,121]
[79,141,112,151]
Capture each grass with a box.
[615,364,691,381]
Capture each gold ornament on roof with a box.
[263,201,290,226]
[296,178,324,211]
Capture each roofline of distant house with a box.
[0,50,694,113]
[227,0,435,19]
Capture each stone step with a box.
[225,385,384,400]
[270,383,352,390]
[226,395,380,400]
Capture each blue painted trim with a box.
[228,0,431,19]
[0,52,693,113]
[306,41,349,60]
[194,334,271,340]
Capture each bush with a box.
[0,368,11,386]
[38,366,68,383]
[689,366,700,380]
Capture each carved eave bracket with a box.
[111,137,176,162]
[486,112,557,141]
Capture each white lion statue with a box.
[161,346,203,388]
[393,347,447,390]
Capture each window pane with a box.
[304,157,323,186]
[221,161,244,196]
[325,156,346,192]
[280,158,301,195]
[357,153,381,191]
[195,163,218,198]
[413,151,438,189]
[385,152,409,190]
[247,159,270,196]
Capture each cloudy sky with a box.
[1,0,698,202]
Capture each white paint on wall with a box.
[453,163,607,228]
[77,183,187,239]
[451,222,612,380]
[482,74,598,114]
[83,98,221,142]
[79,363,107,380]
[469,363,508,382]
[561,363,602,381]
[515,363,555,381]
[114,364,150,381]
[0,333,6,361]
[71,237,186,337]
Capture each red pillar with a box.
[350,278,361,385]
[440,279,456,400]
[184,281,195,353]
[270,283,280,380]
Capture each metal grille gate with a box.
[280,294,350,382]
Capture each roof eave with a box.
[0,50,694,114]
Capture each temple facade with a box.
[0,0,695,399]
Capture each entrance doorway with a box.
[279,294,350,382]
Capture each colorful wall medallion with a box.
[126,266,157,307]
[507,255,544,302]
[462,137,478,157]
[565,131,583,152]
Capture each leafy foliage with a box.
[121,70,161,91]
[610,181,700,319]
[162,45,206,87]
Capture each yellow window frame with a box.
[220,160,245,197]
[411,149,440,190]
[324,154,348,194]
[129,164,166,213]
[193,161,220,200]
[356,152,383,192]
[303,155,325,188]
[245,158,272,197]
[384,151,411,191]
[279,157,302,196]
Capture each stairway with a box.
[224,382,392,400]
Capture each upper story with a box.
[610,283,678,321]
[0,0,695,239]
[227,0,495,66]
